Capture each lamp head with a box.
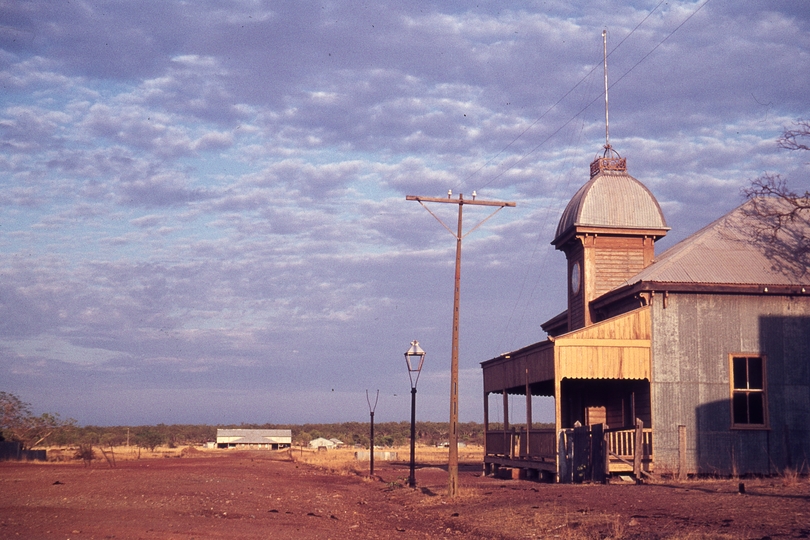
[404,340,426,388]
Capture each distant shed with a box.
[308,437,336,450]
[0,441,46,461]
[216,429,291,450]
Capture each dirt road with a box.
[1,450,808,539]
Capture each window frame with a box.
[728,353,769,430]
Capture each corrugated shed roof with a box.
[216,429,292,444]
[554,169,668,241]
[626,197,810,287]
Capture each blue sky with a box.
[1,0,808,426]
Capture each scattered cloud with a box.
[1,0,808,425]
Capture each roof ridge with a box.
[618,197,810,288]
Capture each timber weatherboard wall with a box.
[592,236,654,297]
[555,306,651,380]
[482,307,651,395]
[651,293,810,475]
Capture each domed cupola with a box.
[553,151,669,331]
[553,155,668,246]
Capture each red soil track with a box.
[1,450,808,539]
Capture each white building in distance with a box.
[216,429,292,450]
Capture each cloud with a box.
[0,0,808,425]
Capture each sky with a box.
[1,0,809,427]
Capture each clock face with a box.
[571,261,581,295]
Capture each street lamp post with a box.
[404,340,426,488]
[366,390,379,476]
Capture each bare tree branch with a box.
[739,195,810,278]
[742,173,810,224]
[778,119,810,152]
[741,119,810,275]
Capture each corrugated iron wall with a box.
[651,293,810,475]
[0,442,47,461]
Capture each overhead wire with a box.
[490,2,668,353]
[454,0,667,195]
[495,68,597,354]
[451,0,713,352]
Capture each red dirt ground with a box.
[1,450,808,539]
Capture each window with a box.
[730,355,768,428]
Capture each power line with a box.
[461,0,711,195]
[480,0,713,351]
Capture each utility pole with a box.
[406,192,515,497]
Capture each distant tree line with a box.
[40,420,491,449]
[2,392,504,449]
[280,420,489,448]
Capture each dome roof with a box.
[553,169,668,245]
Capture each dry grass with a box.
[292,447,365,476]
[43,444,226,464]
[294,445,482,463]
[454,503,629,540]
[290,444,484,476]
[38,443,484,468]
[662,534,740,540]
[781,466,802,486]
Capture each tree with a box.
[0,392,32,442]
[0,392,76,448]
[744,119,810,207]
[743,173,810,225]
[742,120,810,273]
[777,119,810,152]
[136,429,165,452]
[27,412,76,447]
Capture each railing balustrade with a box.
[606,427,653,460]
[485,429,556,460]
[486,425,653,474]
[519,429,556,458]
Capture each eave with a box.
[552,225,669,249]
[591,280,810,312]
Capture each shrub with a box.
[74,444,96,466]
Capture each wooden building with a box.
[216,429,292,449]
[481,153,810,480]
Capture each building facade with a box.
[481,152,810,479]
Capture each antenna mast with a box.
[589,30,626,178]
[603,29,610,152]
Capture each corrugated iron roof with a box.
[555,169,668,242]
[626,197,810,286]
[216,429,292,444]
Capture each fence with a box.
[486,419,653,482]
[0,441,47,461]
[559,420,652,482]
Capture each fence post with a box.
[572,424,589,483]
[633,418,643,480]
[591,423,606,484]
[558,430,571,484]
[678,425,687,481]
